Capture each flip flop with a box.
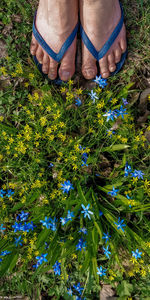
[80,1,127,77]
[32,11,79,85]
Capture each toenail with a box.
[110,66,116,72]
[102,72,109,78]
[61,70,70,79]
[85,69,95,78]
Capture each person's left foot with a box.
[80,0,127,79]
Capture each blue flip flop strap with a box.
[32,11,79,63]
[80,2,124,61]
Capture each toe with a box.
[48,58,58,80]
[108,52,116,73]
[120,38,127,54]
[82,43,97,79]
[30,34,38,55]
[59,39,76,81]
[99,56,110,78]
[114,46,122,64]
[36,45,44,64]
[42,53,50,74]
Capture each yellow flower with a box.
[68,236,74,240]
[72,253,77,260]
[0,154,3,161]
[11,72,17,77]
[8,137,14,144]
[35,251,39,256]
[28,73,34,80]
[68,79,73,85]
[76,88,83,95]
[132,177,138,184]
[73,164,78,170]
[16,63,23,74]
[96,100,104,109]
[95,87,102,94]
[121,137,128,143]
[109,276,114,281]
[24,82,29,88]
[140,268,146,277]
[98,118,104,125]
[147,125,150,131]
[146,242,150,248]
[111,98,118,105]
[130,257,137,264]
[0,67,7,76]
[40,116,47,127]
[0,116,4,122]
[60,87,66,93]
[141,135,146,142]
[128,270,134,277]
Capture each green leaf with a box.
[77,183,87,205]
[36,229,50,248]
[102,144,130,152]
[92,257,99,284]
[117,280,133,297]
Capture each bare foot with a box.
[30,0,78,81]
[80,0,127,79]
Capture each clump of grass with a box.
[0,59,150,299]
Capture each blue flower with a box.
[33,253,48,269]
[108,186,119,197]
[131,170,144,180]
[49,217,57,231]
[49,163,54,167]
[114,217,126,232]
[60,217,68,226]
[0,250,11,256]
[14,236,23,247]
[12,222,23,232]
[73,282,84,295]
[88,90,98,103]
[132,249,142,260]
[122,98,128,105]
[93,75,107,88]
[102,245,111,259]
[79,145,86,151]
[53,261,61,275]
[76,238,86,251]
[0,224,6,233]
[22,221,36,232]
[0,189,6,198]
[78,227,87,235]
[16,211,29,222]
[97,266,107,276]
[75,97,82,106]
[60,180,74,193]
[6,189,14,197]
[67,287,73,296]
[45,242,49,249]
[99,210,103,216]
[40,217,52,229]
[67,210,74,221]
[124,162,132,177]
[102,232,111,243]
[81,204,93,220]
[103,110,116,122]
[116,105,128,119]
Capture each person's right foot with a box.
[30,0,78,81]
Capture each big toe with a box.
[59,39,76,81]
[82,44,97,79]
[30,34,38,55]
